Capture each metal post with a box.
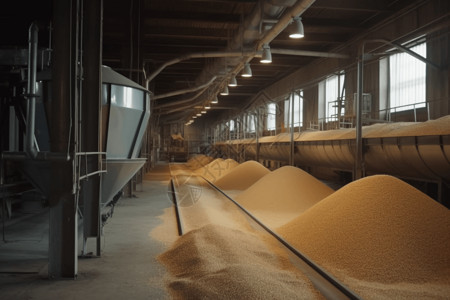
[255,110,260,162]
[49,0,79,278]
[354,55,364,180]
[290,92,294,166]
[25,23,39,159]
[81,0,103,256]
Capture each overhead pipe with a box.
[205,0,317,109]
[271,48,349,59]
[150,0,316,122]
[145,51,256,88]
[256,0,316,50]
[154,88,208,110]
[153,76,217,100]
[188,0,310,112]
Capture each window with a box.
[227,119,235,131]
[284,90,303,129]
[318,72,345,121]
[389,43,426,111]
[267,103,276,131]
[246,113,256,133]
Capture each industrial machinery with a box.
[0,26,151,220]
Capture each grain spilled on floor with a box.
[158,224,324,300]
[150,207,179,247]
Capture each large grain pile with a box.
[194,158,239,182]
[235,166,334,228]
[278,175,450,297]
[158,224,323,300]
[213,160,270,190]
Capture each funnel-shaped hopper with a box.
[101,158,146,205]
[14,66,151,206]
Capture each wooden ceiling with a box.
[0,0,417,124]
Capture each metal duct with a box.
[256,0,316,50]
[146,51,255,87]
[153,76,217,100]
[154,89,207,110]
[271,48,349,59]
[147,0,316,120]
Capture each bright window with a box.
[267,103,276,130]
[228,119,235,131]
[247,113,256,133]
[389,43,426,111]
[325,73,345,120]
[284,90,303,128]
[318,72,345,121]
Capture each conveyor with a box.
[214,117,450,182]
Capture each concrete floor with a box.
[0,163,176,300]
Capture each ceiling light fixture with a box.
[205,105,211,109]
[220,86,229,95]
[242,63,252,77]
[228,76,237,87]
[260,44,272,63]
[201,110,207,114]
[211,96,219,104]
[289,16,304,39]
[196,113,201,116]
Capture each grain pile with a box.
[213,160,270,190]
[185,154,213,169]
[278,175,450,298]
[194,158,239,182]
[158,224,323,300]
[235,166,334,228]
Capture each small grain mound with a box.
[185,154,213,169]
[235,166,334,228]
[158,224,323,300]
[213,160,270,190]
[194,158,238,182]
[278,175,450,285]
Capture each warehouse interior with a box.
[1,0,449,299]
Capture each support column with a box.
[49,0,79,278]
[354,55,364,180]
[290,92,295,166]
[81,0,103,256]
